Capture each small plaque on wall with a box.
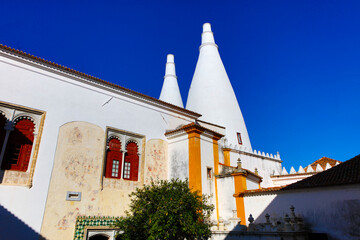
[66,191,81,201]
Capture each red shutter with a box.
[105,138,122,179]
[125,142,139,181]
[2,119,34,171]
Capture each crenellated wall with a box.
[219,139,282,188]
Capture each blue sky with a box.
[1,0,359,170]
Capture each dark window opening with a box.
[237,132,242,145]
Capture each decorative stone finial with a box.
[265,213,270,223]
[237,158,242,169]
[232,209,238,218]
[254,168,258,175]
[218,217,225,231]
[290,205,296,218]
[284,214,292,232]
[248,214,254,224]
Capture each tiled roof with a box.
[271,172,315,178]
[165,122,224,138]
[284,154,360,190]
[243,168,263,179]
[0,44,201,118]
[235,186,285,197]
[238,155,360,196]
[304,156,341,172]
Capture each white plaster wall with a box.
[167,134,189,180]
[217,177,236,221]
[244,185,360,240]
[200,134,215,196]
[271,174,313,187]
[0,54,196,234]
[229,151,281,187]
[246,179,258,190]
[200,134,217,221]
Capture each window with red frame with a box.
[105,138,122,179]
[237,132,242,145]
[1,119,34,171]
[123,142,139,181]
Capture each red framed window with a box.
[237,132,242,145]
[2,119,34,171]
[123,142,139,181]
[105,138,122,179]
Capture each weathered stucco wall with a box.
[144,139,168,184]
[168,134,188,180]
[41,122,147,240]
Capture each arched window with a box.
[123,142,139,181]
[105,138,122,179]
[2,118,34,171]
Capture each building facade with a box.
[0,23,344,240]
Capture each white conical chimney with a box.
[186,23,252,149]
[159,54,184,108]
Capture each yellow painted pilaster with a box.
[213,137,221,222]
[186,128,203,193]
[232,172,247,225]
[223,148,231,166]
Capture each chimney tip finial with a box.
[203,23,212,32]
[167,54,174,63]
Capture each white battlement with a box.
[222,139,281,162]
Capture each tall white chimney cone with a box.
[186,23,252,150]
[159,54,184,108]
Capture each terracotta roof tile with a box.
[238,155,359,196]
[284,154,360,190]
[165,122,224,138]
[0,44,201,118]
[235,186,285,197]
[304,156,341,172]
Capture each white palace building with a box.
[0,23,359,240]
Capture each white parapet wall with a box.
[243,185,360,240]
[219,140,282,188]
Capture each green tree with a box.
[114,178,214,240]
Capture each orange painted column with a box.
[223,148,231,166]
[213,137,221,222]
[186,128,203,193]
[232,172,247,225]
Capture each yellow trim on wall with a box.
[186,128,203,193]
[232,172,247,225]
[212,137,221,222]
[223,148,231,166]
